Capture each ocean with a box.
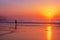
[0,23,60,40]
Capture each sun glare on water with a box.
[46,24,52,40]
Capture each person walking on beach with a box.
[15,19,17,30]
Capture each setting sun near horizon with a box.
[41,6,58,20]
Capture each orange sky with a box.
[0,0,60,22]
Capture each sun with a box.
[41,6,57,20]
[44,8,56,19]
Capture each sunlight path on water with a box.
[46,24,52,40]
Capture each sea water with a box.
[0,23,60,40]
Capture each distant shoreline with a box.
[0,22,60,24]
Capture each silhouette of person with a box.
[15,20,17,30]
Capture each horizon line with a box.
[0,22,60,24]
